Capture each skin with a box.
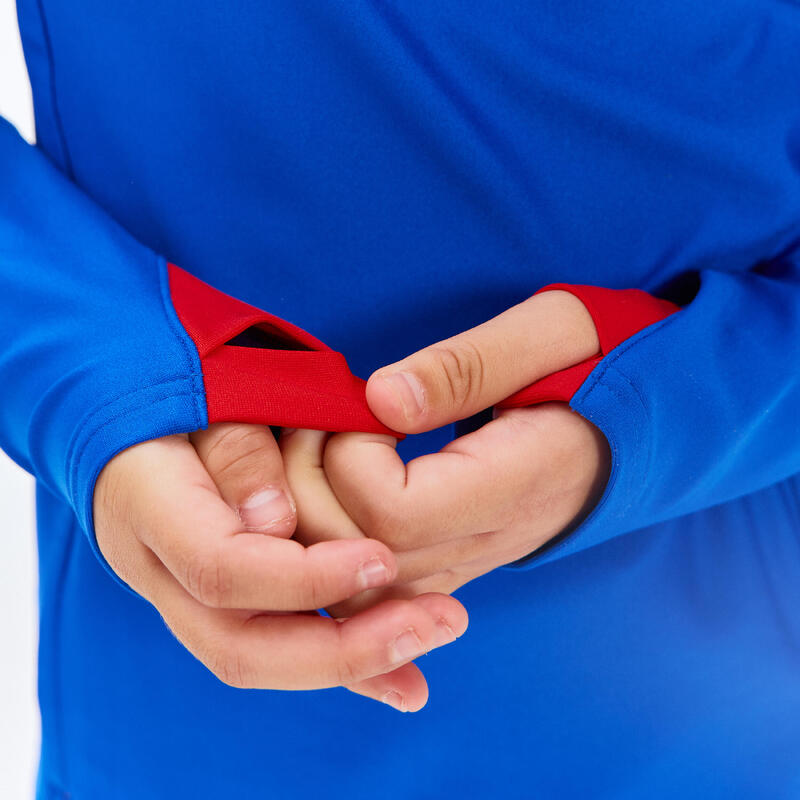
[282,290,611,613]
[93,289,609,712]
[94,428,468,712]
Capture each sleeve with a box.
[497,249,800,567]
[0,117,393,582]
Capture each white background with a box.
[0,0,43,796]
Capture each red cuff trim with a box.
[167,264,401,437]
[497,284,679,409]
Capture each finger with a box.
[368,565,485,604]
[329,549,524,619]
[346,662,429,712]
[147,554,469,691]
[280,428,485,620]
[335,553,522,615]
[324,417,538,552]
[328,405,600,554]
[120,435,399,610]
[94,436,467,704]
[393,530,508,583]
[396,523,549,587]
[329,527,532,616]
[191,423,296,537]
[280,428,366,545]
[366,289,599,433]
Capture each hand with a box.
[93,422,468,711]
[282,290,611,611]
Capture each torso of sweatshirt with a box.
[17,0,800,379]
[14,2,800,799]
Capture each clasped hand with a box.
[94,290,609,711]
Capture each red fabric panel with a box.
[497,285,679,408]
[497,359,601,409]
[168,265,679,432]
[167,264,400,436]
[168,263,329,357]
[544,284,681,354]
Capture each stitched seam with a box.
[577,313,681,387]
[516,313,679,566]
[77,391,197,601]
[64,254,207,500]
[610,365,655,495]
[64,377,193,503]
[156,255,206,429]
[523,366,650,564]
[75,390,197,470]
[572,315,674,509]
[590,366,653,507]
[511,316,673,567]
[33,0,74,176]
[570,374,640,525]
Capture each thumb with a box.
[190,422,297,537]
[366,289,599,433]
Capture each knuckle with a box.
[429,340,485,410]
[207,645,252,689]
[333,627,362,686]
[335,653,360,687]
[299,560,323,610]
[183,548,232,608]
[323,441,406,545]
[359,501,403,547]
[323,433,364,481]
[383,600,418,631]
[204,426,274,481]
[321,434,350,475]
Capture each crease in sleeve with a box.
[505,318,676,570]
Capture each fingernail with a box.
[381,690,407,712]
[358,557,391,590]
[281,428,297,437]
[432,618,456,648]
[381,372,425,420]
[237,487,295,531]
[390,628,425,664]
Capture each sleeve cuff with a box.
[167,264,400,437]
[497,283,679,408]
[69,378,205,586]
[500,283,681,569]
[507,357,654,569]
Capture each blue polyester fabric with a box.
[2,1,800,797]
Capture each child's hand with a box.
[281,402,608,616]
[281,289,610,616]
[95,421,468,711]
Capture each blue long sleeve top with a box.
[3,1,800,797]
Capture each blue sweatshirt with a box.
[4,1,800,797]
